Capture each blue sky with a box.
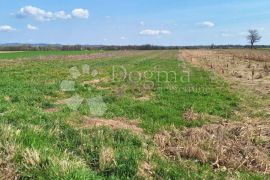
[0,0,269,45]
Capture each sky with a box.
[0,0,269,45]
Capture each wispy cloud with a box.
[197,21,215,28]
[0,25,16,32]
[139,29,171,36]
[27,24,39,30]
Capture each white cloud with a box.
[197,21,215,28]
[160,30,171,35]
[72,9,89,19]
[16,6,88,21]
[120,36,126,40]
[55,11,72,19]
[0,25,16,32]
[27,24,39,30]
[139,29,171,36]
[140,21,145,25]
[17,6,54,21]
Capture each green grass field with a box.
[0,50,101,59]
[0,50,267,179]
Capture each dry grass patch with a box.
[155,120,270,174]
[0,125,20,180]
[99,147,116,171]
[82,79,101,85]
[137,161,155,179]
[135,94,153,101]
[43,107,60,113]
[4,96,11,102]
[180,49,270,95]
[22,148,41,168]
[81,117,143,133]
[0,144,18,180]
[183,108,203,121]
[183,108,224,123]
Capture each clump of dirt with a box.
[82,117,143,133]
[155,120,270,173]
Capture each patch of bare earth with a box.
[81,116,143,133]
[43,107,60,113]
[155,120,270,174]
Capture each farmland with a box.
[0,50,269,179]
[180,49,270,95]
[0,50,101,60]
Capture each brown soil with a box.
[155,119,270,174]
[81,116,143,133]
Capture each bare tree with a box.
[247,29,261,49]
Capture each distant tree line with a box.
[0,30,263,51]
[0,44,180,51]
[0,44,269,51]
